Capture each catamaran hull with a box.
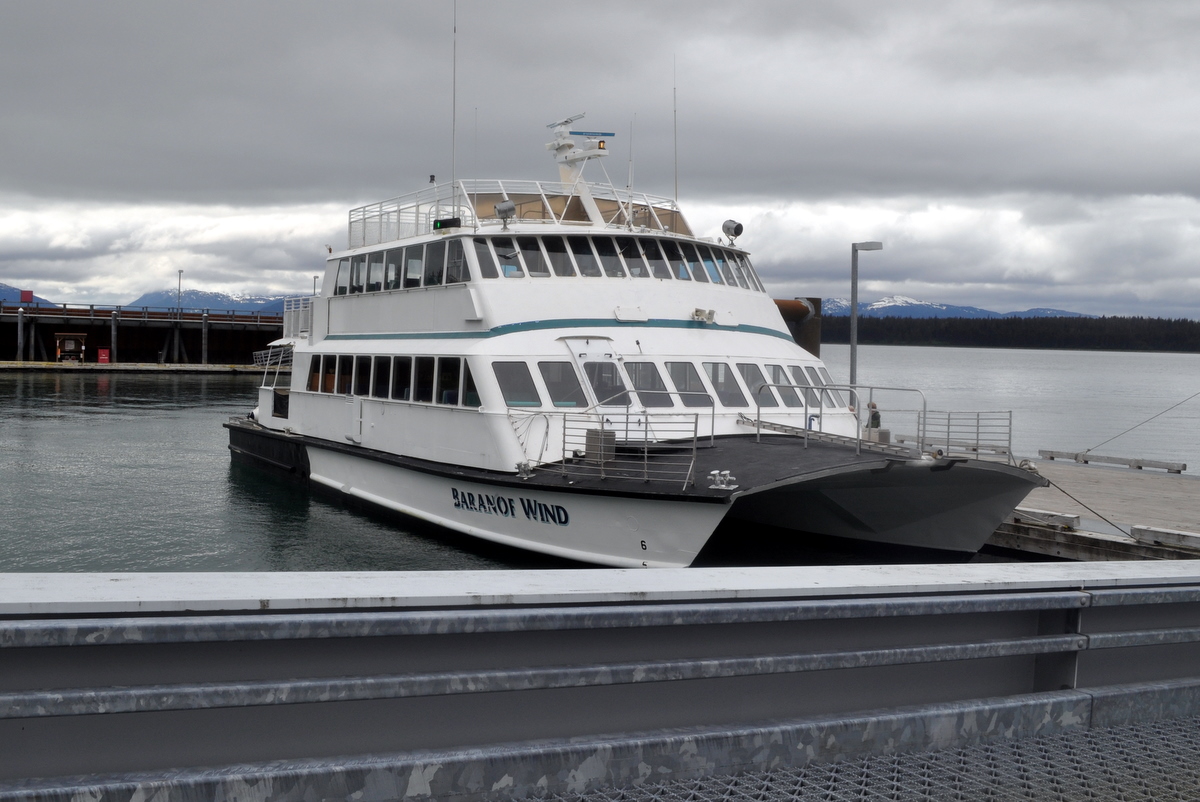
[229,420,1044,565]
[728,459,1043,554]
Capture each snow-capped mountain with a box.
[822,295,1091,319]
[125,289,306,313]
[0,282,57,306]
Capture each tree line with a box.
[820,316,1200,352]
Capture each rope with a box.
[1045,477,1128,536]
[1085,389,1200,454]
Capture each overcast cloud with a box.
[2,0,1199,314]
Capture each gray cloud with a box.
[2,0,1200,314]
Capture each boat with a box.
[225,116,1046,567]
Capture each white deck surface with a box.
[3,562,1200,615]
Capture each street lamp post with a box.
[850,241,883,387]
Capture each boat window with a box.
[306,355,322,391]
[492,362,542,407]
[787,365,822,407]
[372,356,391,398]
[694,244,722,284]
[818,367,847,406]
[584,362,631,406]
[703,362,748,407]
[724,250,750,289]
[804,365,837,408]
[414,356,436,403]
[349,255,366,294]
[679,242,708,283]
[568,236,602,277]
[473,238,499,279]
[391,356,413,400]
[767,364,804,408]
[462,362,481,407]
[538,362,587,407]
[436,357,461,404]
[591,236,626,277]
[711,248,739,287]
[666,361,713,407]
[660,240,691,281]
[337,355,354,394]
[424,240,446,286]
[333,259,350,295]
[641,240,673,280]
[491,237,524,278]
[736,253,764,292]
[366,251,385,292]
[517,237,550,277]
[737,363,778,407]
[404,245,423,289]
[626,362,674,407]
[542,236,576,277]
[322,355,337,392]
[384,250,403,290]
[445,239,469,284]
[354,356,371,395]
[616,237,649,278]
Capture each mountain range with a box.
[822,295,1093,319]
[124,289,303,313]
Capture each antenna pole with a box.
[673,55,678,203]
[450,0,457,211]
[627,116,635,229]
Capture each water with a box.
[821,345,1200,469]
[2,347,1198,571]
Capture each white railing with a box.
[910,410,1014,461]
[547,410,702,489]
[347,179,688,248]
[282,297,312,338]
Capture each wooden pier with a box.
[987,460,1200,560]
[0,302,283,365]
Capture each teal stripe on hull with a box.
[325,318,795,343]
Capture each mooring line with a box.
[1085,389,1200,455]
[1045,477,1129,536]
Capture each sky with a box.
[2,0,1200,315]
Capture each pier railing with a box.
[0,301,283,325]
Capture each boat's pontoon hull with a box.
[227,420,1044,567]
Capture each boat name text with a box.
[451,489,570,526]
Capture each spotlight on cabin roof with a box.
[722,220,744,243]
[495,200,516,231]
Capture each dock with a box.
[988,460,1200,560]
[0,302,283,365]
[4,565,1200,800]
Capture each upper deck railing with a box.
[348,179,692,249]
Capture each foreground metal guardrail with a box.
[4,565,1200,799]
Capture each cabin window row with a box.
[472,235,764,291]
[329,236,765,295]
[332,240,469,295]
[491,359,846,411]
[306,354,481,407]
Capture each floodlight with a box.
[494,200,516,231]
[722,220,744,242]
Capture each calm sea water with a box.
[2,346,1198,571]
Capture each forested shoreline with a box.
[820,316,1200,352]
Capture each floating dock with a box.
[4,564,1200,800]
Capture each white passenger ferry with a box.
[226,117,1045,567]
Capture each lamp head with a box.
[722,220,744,243]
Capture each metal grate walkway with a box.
[539,716,1200,801]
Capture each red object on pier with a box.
[19,290,32,303]
[97,349,110,364]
